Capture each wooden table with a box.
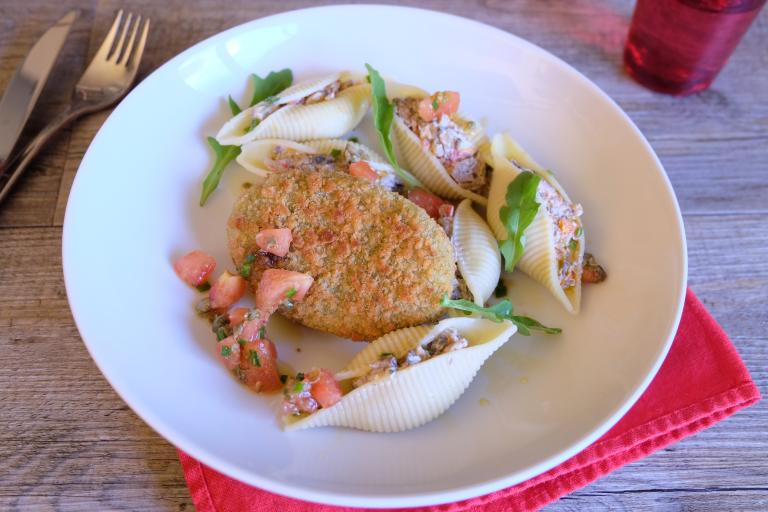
[1,1,765,510]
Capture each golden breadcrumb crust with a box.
[227,170,455,340]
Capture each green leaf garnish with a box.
[200,137,241,206]
[568,239,578,251]
[575,226,583,237]
[215,327,227,341]
[239,254,256,279]
[258,326,266,339]
[196,282,211,293]
[237,338,248,346]
[440,294,561,336]
[227,95,242,116]
[330,148,342,159]
[499,171,541,272]
[250,69,293,107]
[364,63,421,189]
[432,98,439,111]
[220,346,232,357]
[249,350,261,367]
[244,118,260,134]
[285,287,297,299]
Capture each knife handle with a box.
[0,106,84,205]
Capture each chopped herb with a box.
[292,380,305,393]
[220,346,232,357]
[494,280,508,298]
[237,338,248,346]
[285,287,297,299]
[568,239,578,251]
[380,352,394,358]
[249,69,293,107]
[348,136,359,143]
[432,98,439,111]
[440,294,561,336]
[239,254,256,279]
[249,350,261,367]
[227,95,242,116]
[200,137,241,206]
[245,309,260,321]
[296,372,305,381]
[280,374,288,384]
[216,327,227,341]
[575,226,583,237]
[498,171,541,272]
[258,326,266,339]
[330,148,342,159]
[364,63,421,188]
[196,282,211,292]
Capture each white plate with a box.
[63,5,687,508]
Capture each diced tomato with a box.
[238,311,270,342]
[255,269,314,314]
[408,188,451,219]
[306,368,343,409]
[209,271,247,310]
[254,228,292,257]
[228,307,249,327]
[436,91,460,117]
[239,339,281,392]
[348,161,378,182]
[216,336,241,370]
[174,250,216,287]
[417,91,461,122]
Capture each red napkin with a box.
[178,289,761,511]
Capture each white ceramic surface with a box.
[62,5,687,508]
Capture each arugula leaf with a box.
[499,171,541,272]
[227,95,242,116]
[250,68,293,106]
[364,63,422,189]
[200,137,241,206]
[440,294,561,336]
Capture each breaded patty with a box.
[227,170,455,340]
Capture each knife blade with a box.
[0,10,78,164]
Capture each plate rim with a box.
[62,4,688,508]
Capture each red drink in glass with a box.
[624,0,766,95]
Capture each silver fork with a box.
[0,10,150,204]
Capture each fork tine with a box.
[110,12,133,61]
[117,15,141,65]
[92,9,124,61]
[127,18,150,70]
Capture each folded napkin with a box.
[178,289,761,511]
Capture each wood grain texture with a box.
[0,1,766,511]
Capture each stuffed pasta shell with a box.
[391,87,490,205]
[216,71,370,145]
[282,317,516,432]
[236,138,405,192]
[449,199,501,306]
[487,133,585,314]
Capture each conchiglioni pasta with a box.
[390,87,489,205]
[283,317,516,432]
[487,133,585,314]
[452,199,501,306]
[216,71,370,146]
[236,138,404,191]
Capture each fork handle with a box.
[0,105,88,205]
